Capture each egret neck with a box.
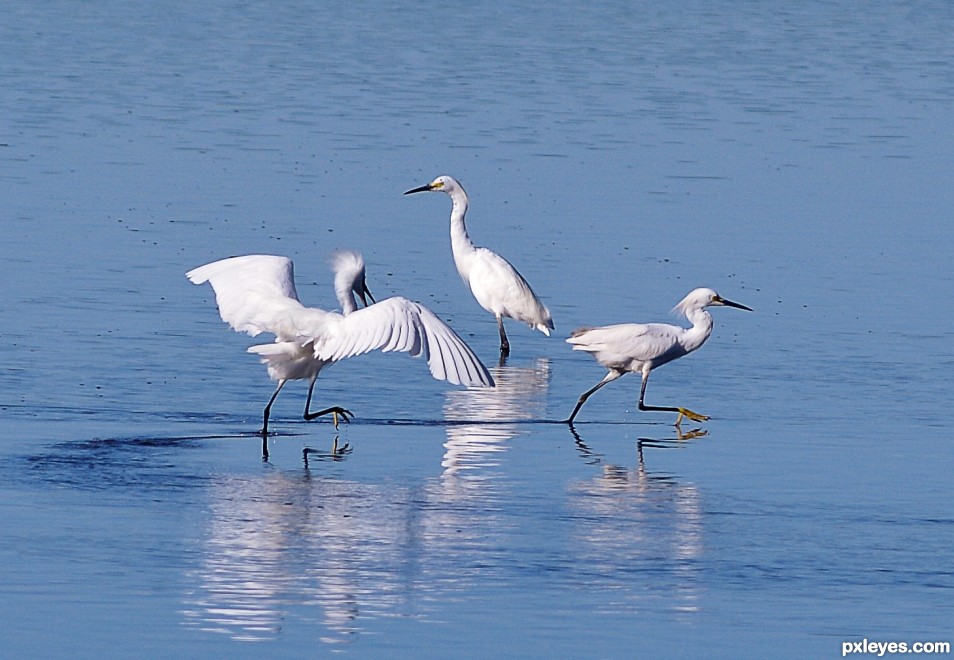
[446,186,478,280]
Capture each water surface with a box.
[2,1,953,657]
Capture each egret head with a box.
[674,287,752,317]
[404,175,463,196]
[331,250,375,313]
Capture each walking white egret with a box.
[564,288,751,425]
[187,250,494,457]
[404,175,553,357]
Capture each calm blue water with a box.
[2,1,953,657]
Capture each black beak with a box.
[720,297,753,312]
[359,282,375,307]
[404,184,432,195]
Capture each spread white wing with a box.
[186,255,328,340]
[188,255,493,388]
[313,297,494,387]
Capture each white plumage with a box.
[565,287,751,425]
[405,175,553,357]
[187,250,494,455]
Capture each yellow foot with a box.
[675,408,709,426]
[331,407,355,430]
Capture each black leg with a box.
[497,315,510,357]
[262,380,286,438]
[564,370,622,424]
[303,377,353,428]
[636,370,708,426]
[261,380,286,461]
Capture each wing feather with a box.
[312,297,493,387]
[435,318,471,384]
[426,320,451,382]
[469,247,552,328]
[190,254,493,388]
[187,255,329,339]
[414,302,492,385]
[567,322,681,364]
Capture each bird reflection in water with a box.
[180,362,552,646]
[439,357,551,486]
[405,357,554,596]
[570,424,707,464]
[180,471,414,645]
[566,427,706,616]
[303,436,352,467]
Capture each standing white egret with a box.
[187,250,494,457]
[404,175,553,357]
[564,288,751,425]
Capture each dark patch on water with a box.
[19,434,224,493]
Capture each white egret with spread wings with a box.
[187,250,494,458]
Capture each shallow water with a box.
[2,1,953,657]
